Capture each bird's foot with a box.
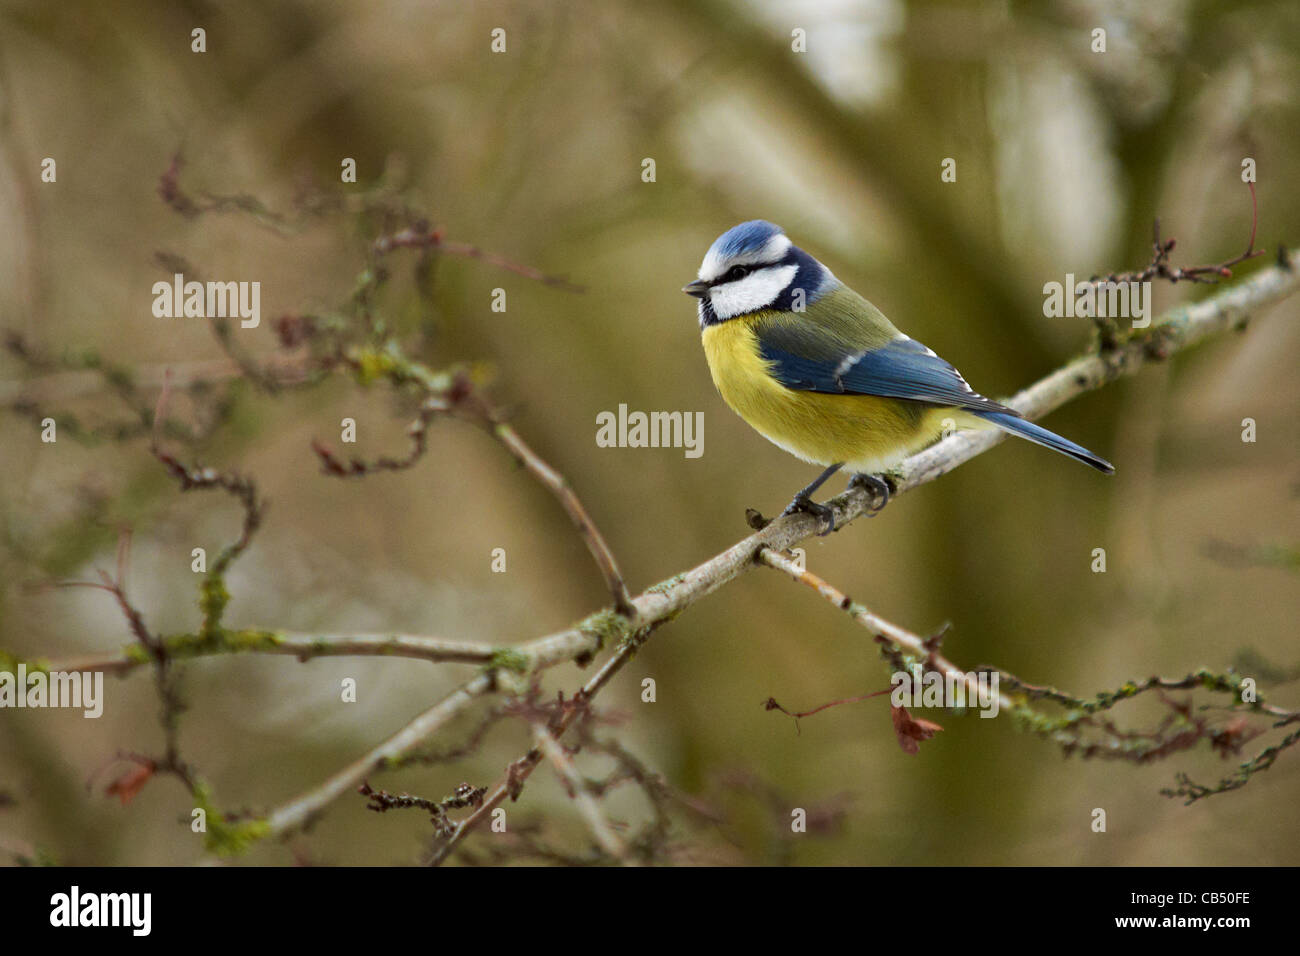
[780,493,837,536]
[849,472,896,515]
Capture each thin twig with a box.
[454,383,636,616]
[493,421,636,615]
[532,723,635,864]
[1085,182,1264,287]
[0,354,312,406]
[36,630,504,675]
[262,622,610,838]
[426,625,661,864]
[758,547,1016,714]
[372,227,585,292]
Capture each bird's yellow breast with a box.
[701,313,955,473]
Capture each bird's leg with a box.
[848,472,896,515]
[780,464,843,535]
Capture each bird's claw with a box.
[849,473,895,515]
[780,494,836,535]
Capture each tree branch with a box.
[395,250,1300,858]
[251,250,1300,852]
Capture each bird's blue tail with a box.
[975,411,1114,475]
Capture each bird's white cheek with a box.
[709,264,798,319]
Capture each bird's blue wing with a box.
[757,325,1015,415]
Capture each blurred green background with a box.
[1,0,1297,865]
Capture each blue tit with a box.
[683,220,1114,533]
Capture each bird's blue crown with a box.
[706,220,785,264]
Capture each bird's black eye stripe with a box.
[722,265,751,283]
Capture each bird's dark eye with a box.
[724,265,751,282]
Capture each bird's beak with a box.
[682,279,710,298]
